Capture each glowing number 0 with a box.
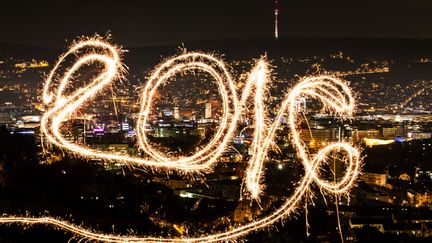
[0,37,361,242]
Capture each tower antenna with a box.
[274,0,279,40]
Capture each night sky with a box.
[1,0,432,48]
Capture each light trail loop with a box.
[136,53,239,170]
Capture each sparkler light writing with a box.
[0,38,361,242]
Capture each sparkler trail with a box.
[136,53,239,170]
[0,38,361,242]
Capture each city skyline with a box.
[0,1,431,242]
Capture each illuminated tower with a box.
[274,0,279,40]
[174,106,180,120]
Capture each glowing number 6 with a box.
[0,38,361,242]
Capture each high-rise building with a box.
[205,102,212,119]
[121,119,129,131]
[174,106,180,120]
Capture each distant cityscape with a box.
[0,37,431,242]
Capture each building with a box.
[300,128,338,147]
[352,129,380,143]
[63,120,85,144]
[382,127,398,139]
[205,102,212,119]
[408,132,432,140]
[174,106,180,120]
[361,172,387,187]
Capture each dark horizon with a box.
[2,0,432,48]
[2,35,432,50]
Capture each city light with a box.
[0,38,361,242]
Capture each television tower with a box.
[274,0,279,40]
